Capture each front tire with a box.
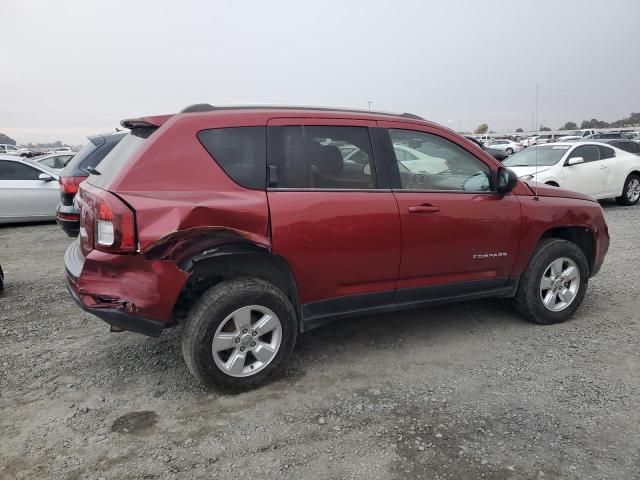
[615,174,640,206]
[513,239,589,325]
[506,147,514,155]
[182,278,297,390]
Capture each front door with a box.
[266,119,401,318]
[0,160,58,220]
[377,122,521,299]
[562,144,607,197]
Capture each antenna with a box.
[534,82,540,200]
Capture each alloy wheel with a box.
[539,257,581,312]
[211,305,282,377]
[626,178,640,203]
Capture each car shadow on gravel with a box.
[73,297,523,396]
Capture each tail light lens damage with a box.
[78,184,137,254]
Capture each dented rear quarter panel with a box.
[101,112,271,254]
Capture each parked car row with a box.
[0,144,76,158]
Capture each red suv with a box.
[65,104,609,389]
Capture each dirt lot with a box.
[1,203,639,480]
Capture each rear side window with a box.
[598,145,616,159]
[268,125,376,189]
[198,127,266,190]
[0,160,41,180]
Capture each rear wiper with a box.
[85,167,101,175]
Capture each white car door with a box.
[0,160,59,221]
[561,144,607,197]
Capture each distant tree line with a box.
[560,112,640,131]
[0,132,16,145]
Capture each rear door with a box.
[377,121,521,297]
[266,118,401,315]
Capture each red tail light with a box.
[94,191,136,254]
[60,176,85,195]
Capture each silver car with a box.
[34,152,75,170]
[0,154,60,224]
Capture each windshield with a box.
[503,145,569,167]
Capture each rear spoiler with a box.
[120,114,173,130]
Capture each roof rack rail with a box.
[180,103,217,113]
[178,104,426,121]
[400,112,425,120]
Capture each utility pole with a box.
[367,100,373,110]
[531,112,534,132]
[535,82,539,132]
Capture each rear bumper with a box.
[56,203,80,237]
[64,241,190,337]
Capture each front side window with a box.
[568,145,600,163]
[198,127,266,189]
[389,129,491,192]
[0,160,41,180]
[268,125,376,189]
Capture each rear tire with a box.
[182,278,297,390]
[615,174,640,206]
[506,147,514,155]
[513,239,589,325]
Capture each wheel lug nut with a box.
[250,342,256,347]
[240,346,245,352]
[242,329,248,334]
[235,338,240,343]
[252,331,257,336]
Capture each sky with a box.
[1,0,639,145]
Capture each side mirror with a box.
[566,157,584,166]
[496,167,518,194]
[38,172,55,182]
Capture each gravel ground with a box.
[1,202,639,480]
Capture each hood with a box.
[521,181,596,202]
[505,165,552,177]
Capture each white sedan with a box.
[0,154,60,223]
[485,139,523,155]
[344,143,449,174]
[503,142,640,205]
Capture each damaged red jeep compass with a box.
[65,104,609,389]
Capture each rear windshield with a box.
[64,141,98,173]
[87,132,148,187]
